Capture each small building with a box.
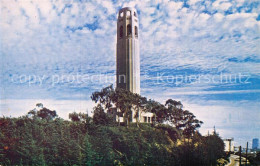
[108,107,154,124]
[224,138,234,152]
[131,111,154,123]
[252,138,259,150]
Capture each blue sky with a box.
[0,0,259,147]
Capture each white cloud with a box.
[213,13,224,22]
[102,0,115,15]
[167,1,183,12]
[212,0,232,11]
[188,0,199,6]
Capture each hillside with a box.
[0,86,227,165]
[0,116,225,166]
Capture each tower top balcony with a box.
[118,7,138,19]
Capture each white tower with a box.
[116,7,140,94]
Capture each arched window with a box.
[120,26,123,38]
[127,24,131,36]
[126,11,131,17]
[135,26,138,38]
[134,12,136,17]
[120,12,124,17]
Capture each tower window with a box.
[119,75,125,83]
[120,26,123,38]
[135,26,138,38]
[134,12,136,17]
[127,24,131,36]
[120,12,124,17]
[126,11,131,17]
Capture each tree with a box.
[145,99,167,124]
[91,86,136,127]
[165,99,183,109]
[111,88,135,127]
[84,134,97,166]
[203,131,225,166]
[69,112,81,122]
[132,93,147,127]
[182,110,203,141]
[165,99,203,140]
[91,84,114,111]
[37,107,57,120]
[69,112,89,122]
[165,99,184,128]
[36,103,43,108]
[27,104,57,121]
[93,104,114,125]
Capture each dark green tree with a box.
[27,104,57,121]
[69,112,89,122]
[145,99,167,123]
[91,84,114,111]
[165,99,203,140]
[93,104,114,125]
[132,93,147,127]
[203,132,225,166]
[37,107,57,120]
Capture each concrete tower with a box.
[116,7,140,94]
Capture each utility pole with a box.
[245,142,248,166]
[239,146,242,166]
[229,140,231,152]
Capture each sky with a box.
[0,0,259,147]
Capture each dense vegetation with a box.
[1,85,227,166]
